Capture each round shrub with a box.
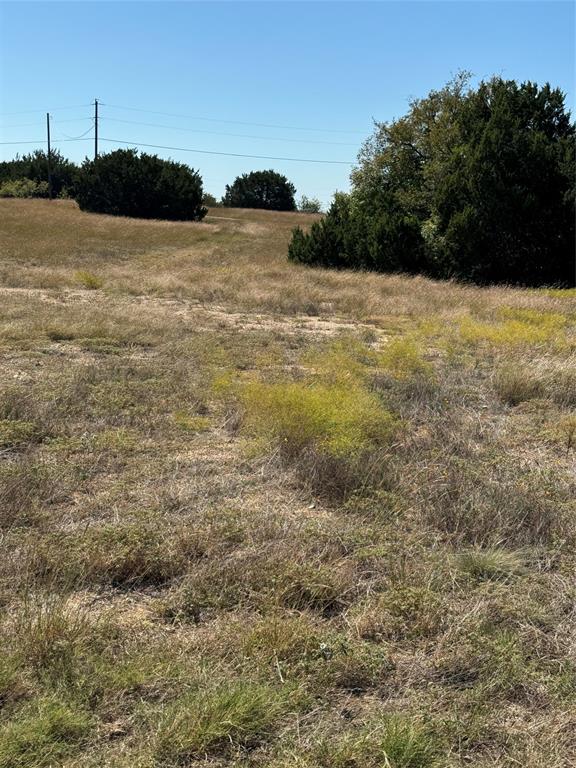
[222,170,296,211]
[75,148,207,221]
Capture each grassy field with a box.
[0,198,575,767]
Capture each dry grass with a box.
[0,199,575,766]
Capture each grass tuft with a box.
[74,270,104,290]
[0,696,93,768]
[456,548,526,582]
[153,680,297,762]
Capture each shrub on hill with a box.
[222,170,296,211]
[0,150,78,198]
[289,75,575,287]
[298,195,323,213]
[75,149,207,221]
[0,179,50,198]
[202,192,220,207]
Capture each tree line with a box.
[0,151,318,216]
[1,74,573,286]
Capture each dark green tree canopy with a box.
[290,75,575,287]
[0,149,78,197]
[75,149,207,221]
[222,170,296,211]
[434,79,575,285]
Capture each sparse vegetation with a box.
[0,198,574,766]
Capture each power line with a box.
[59,124,95,141]
[102,102,365,135]
[0,117,93,129]
[0,138,94,146]
[99,137,354,165]
[0,104,92,116]
[101,116,358,146]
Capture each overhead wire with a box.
[100,116,358,146]
[0,138,93,146]
[0,104,93,116]
[99,137,354,164]
[58,124,95,140]
[0,102,358,165]
[101,102,365,134]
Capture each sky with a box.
[0,1,574,206]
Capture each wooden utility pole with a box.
[94,99,98,159]
[46,112,53,200]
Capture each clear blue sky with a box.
[1,1,574,206]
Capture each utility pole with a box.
[46,112,53,200]
[94,99,98,160]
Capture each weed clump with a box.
[240,379,397,498]
[493,365,545,406]
[459,309,568,347]
[74,270,103,290]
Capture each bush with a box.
[436,80,575,285]
[0,179,50,198]
[298,195,323,213]
[202,191,220,207]
[289,192,427,274]
[0,150,78,198]
[222,169,296,211]
[75,148,207,221]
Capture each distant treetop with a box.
[222,170,296,211]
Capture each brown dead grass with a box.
[0,199,575,767]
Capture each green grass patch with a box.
[0,696,93,768]
[153,680,299,762]
[456,548,526,583]
[0,419,42,448]
[459,309,568,347]
[378,337,433,380]
[312,716,439,768]
[171,410,211,432]
[240,380,396,460]
[75,270,103,290]
[30,519,205,588]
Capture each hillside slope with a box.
[0,199,575,767]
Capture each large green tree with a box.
[289,75,575,286]
[435,80,575,285]
[222,170,296,211]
